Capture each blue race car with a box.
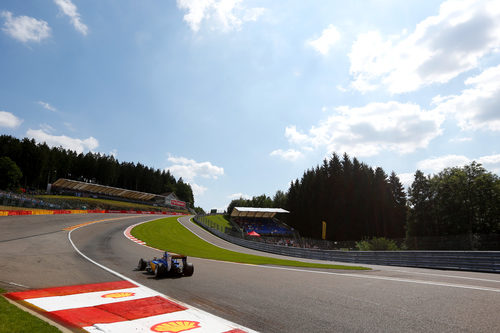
[136,251,194,278]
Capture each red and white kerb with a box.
[5,281,254,333]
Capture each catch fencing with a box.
[193,216,500,273]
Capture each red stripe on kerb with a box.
[97,296,187,320]
[5,281,136,300]
[223,329,248,333]
[48,306,126,327]
[48,296,187,327]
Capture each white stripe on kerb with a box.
[26,287,156,312]
[68,216,257,333]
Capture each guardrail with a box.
[193,216,500,273]
[0,209,189,216]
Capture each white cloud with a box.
[26,128,98,154]
[396,172,415,189]
[336,85,348,93]
[54,0,88,35]
[449,136,473,142]
[282,102,444,157]
[228,192,251,200]
[166,155,224,181]
[349,0,500,93]
[478,154,500,174]
[307,24,341,55]
[270,148,303,161]
[417,153,500,174]
[190,182,208,196]
[417,154,471,173]
[0,111,23,128]
[176,0,265,32]
[38,101,57,112]
[1,11,51,43]
[39,123,55,133]
[109,149,118,158]
[432,64,500,131]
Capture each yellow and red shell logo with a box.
[151,320,201,333]
[101,292,135,299]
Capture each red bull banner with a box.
[170,199,186,208]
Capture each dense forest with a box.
[406,163,500,249]
[0,135,194,205]
[228,153,407,242]
[228,153,500,249]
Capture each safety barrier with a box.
[0,209,189,216]
[193,216,500,273]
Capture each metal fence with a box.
[193,215,500,273]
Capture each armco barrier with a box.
[0,209,189,216]
[193,216,500,273]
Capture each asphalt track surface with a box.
[1,214,499,332]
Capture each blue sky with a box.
[1,0,500,211]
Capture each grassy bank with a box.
[202,214,233,230]
[131,217,369,270]
[35,195,187,213]
[0,288,60,333]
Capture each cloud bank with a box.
[176,0,265,32]
[1,11,51,43]
[27,129,98,154]
[349,0,500,93]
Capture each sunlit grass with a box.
[0,289,60,333]
[202,214,233,230]
[131,216,370,270]
[35,195,186,213]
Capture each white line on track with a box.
[68,216,256,332]
[244,265,500,293]
[9,281,29,288]
[128,217,500,294]
[383,269,500,283]
[68,217,161,289]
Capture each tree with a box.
[406,170,435,239]
[388,172,407,238]
[273,190,287,209]
[284,153,407,241]
[0,135,194,205]
[406,163,500,249]
[0,156,23,190]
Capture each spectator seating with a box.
[232,217,293,236]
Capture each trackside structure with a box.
[49,178,186,209]
[230,207,293,237]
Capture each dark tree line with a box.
[227,155,499,249]
[0,135,194,204]
[406,163,500,249]
[286,153,406,241]
[227,153,407,242]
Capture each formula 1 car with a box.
[136,251,194,278]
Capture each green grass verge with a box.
[35,195,187,213]
[203,214,233,230]
[131,217,369,270]
[0,289,60,333]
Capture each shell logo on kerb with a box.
[151,320,201,332]
[101,292,135,298]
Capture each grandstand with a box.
[49,178,186,210]
[230,207,293,236]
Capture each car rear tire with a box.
[155,263,165,278]
[137,258,147,271]
[183,263,194,276]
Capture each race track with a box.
[1,214,499,332]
